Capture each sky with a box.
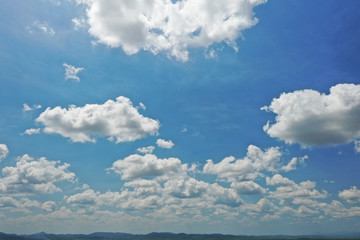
[0,0,360,236]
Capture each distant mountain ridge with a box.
[0,231,359,240]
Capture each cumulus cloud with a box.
[156,139,174,149]
[231,181,266,195]
[63,63,84,81]
[136,146,155,154]
[22,128,41,135]
[41,201,57,212]
[0,154,75,195]
[109,154,184,179]
[269,178,327,200]
[262,83,360,146]
[26,21,55,36]
[203,145,282,182]
[281,156,307,172]
[339,186,360,203]
[0,144,9,161]
[36,96,160,143]
[266,174,295,186]
[75,0,266,61]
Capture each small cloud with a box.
[137,102,146,110]
[0,144,9,162]
[354,140,360,153]
[156,139,174,149]
[22,128,41,135]
[137,146,155,154]
[324,180,335,184]
[72,17,87,30]
[181,127,188,133]
[26,20,55,36]
[23,103,42,112]
[63,63,84,82]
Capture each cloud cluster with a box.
[36,96,160,143]
[63,63,84,82]
[156,139,174,149]
[262,83,360,146]
[76,0,266,61]
[0,154,75,195]
[0,144,9,162]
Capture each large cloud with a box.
[0,154,75,195]
[76,0,266,61]
[0,144,9,162]
[36,96,160,143]
[262,83,360,146]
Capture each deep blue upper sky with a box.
[0,0,360,235]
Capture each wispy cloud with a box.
[63,63,84,82]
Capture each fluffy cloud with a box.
[203,145,282,181]
[36,96,160,143]
[339,186,360,203]
[164,177,208,198]
[41,201,57,212]
[63,63,84,81]
[136,146,155,154]
[22,128,41,135]
[156,139,174,149]
[76,0,266,61]
[0,144,9,161]
[268,177,327,200]
[266,174,295,186]
[231,181,266,195]
[0,154,75,195]
[110,154,184,179]
[262,83,360,146]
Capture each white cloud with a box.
[0,144,9,162]
[22,128,41,135]
[231,181,266,195]
[23,104,42,112]
[26,21,55,36]
[281,156,307,172]
[156,139,174,149]
[269,178,327,200]
[262,83,360,146]
[203,145,282,182]
[339,186,360,203]
[63,63,84,82]
[355,140,360,153]
[0,154,75,195]
[136,146,155,154]
[36,96,160,143]
[164,177,208,198]
[110,154,183,180]
[75,0,266,61]
[241,198,277,215]
[41,201,57,212]
[266,174,295,186]
[72,17,87,30]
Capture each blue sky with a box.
[1,0,360,235]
